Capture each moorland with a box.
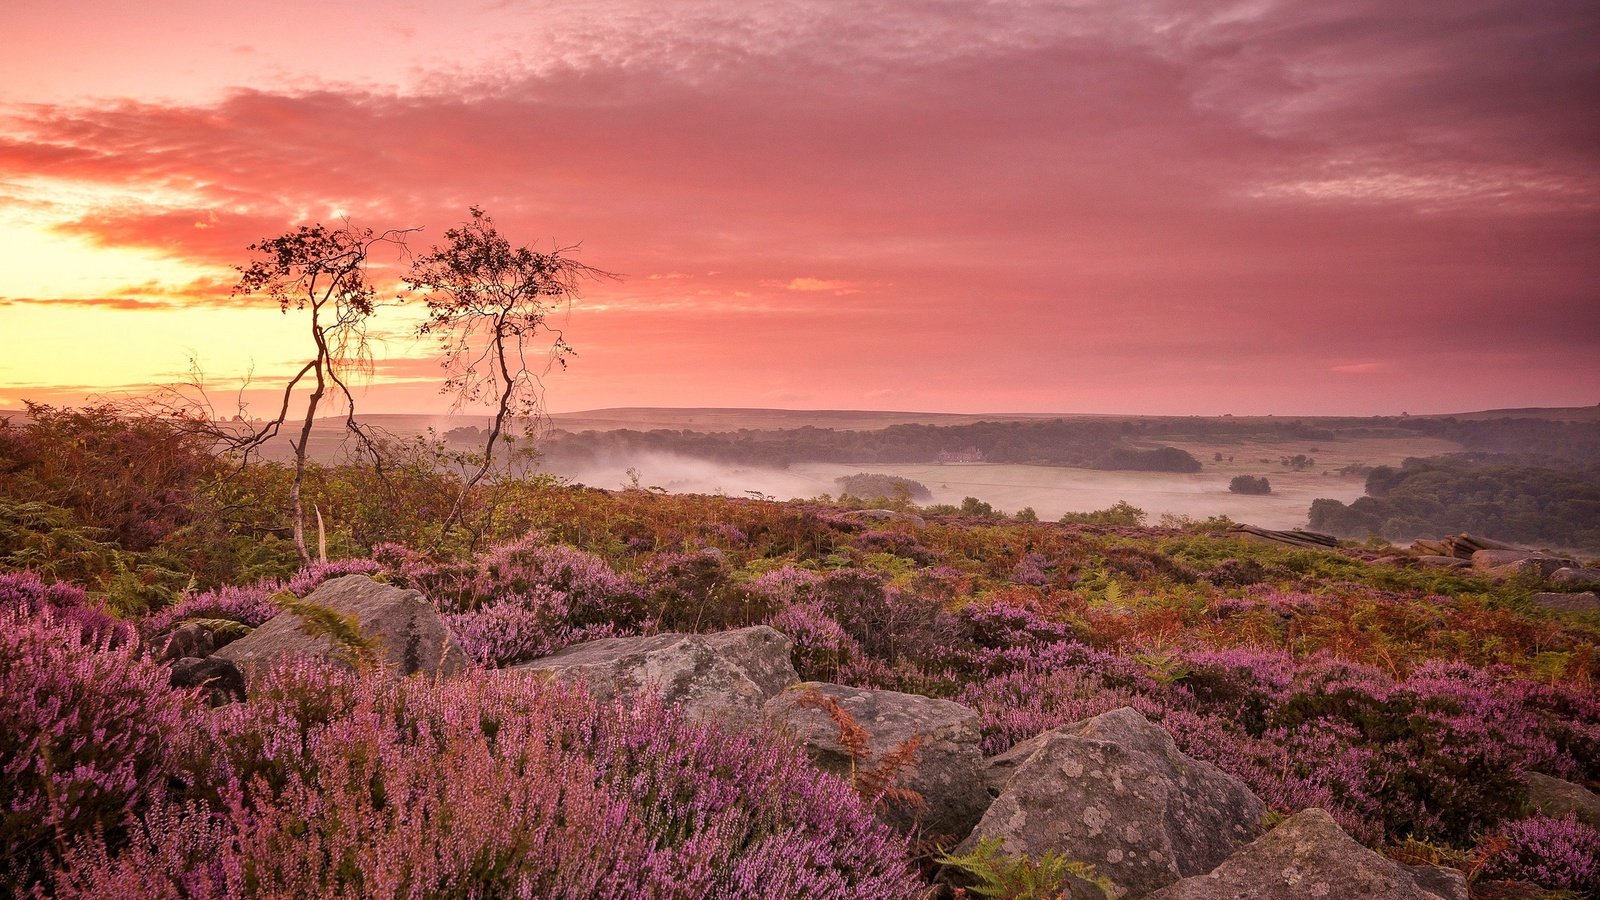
[2,402,1599,897]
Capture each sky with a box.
[1,0,1597,417]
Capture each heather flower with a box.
[1475,814,1600,893]
[1,606,198,890]
[0,570,131,644]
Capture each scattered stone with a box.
[215,575,467,684]
[962,707,1266,898]
[1228,525,1340,551]
[1525,773,1600,828]
[765,682,992,839]
[1143,808,1467,900]
[156,622,215,662]
[515,626,797,728]
[1550,567,1600,589]
[1529,592,1600,615]
[169,656,246,706]
[1416,555,1471,569]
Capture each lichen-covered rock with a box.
[515,626,797,727]
[962,707,1265,898]
[169,656,246,706]
[1142,808,1468,900]
[1529,591,1600,615]
[1525,772,1600,827]
[215,575,466,683]
[765,682,992,839]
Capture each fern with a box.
[272,590,380,668]
[938,836,1113,899]
[789,687,927,814]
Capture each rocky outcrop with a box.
[1411,533,1521,559]
[1142,809,1468,900]
[765,682,992,839]
[215,575,467,683]
[1525,773,1600,827]
[515,626,797,727]
[169,656,246,706]
[962,707,1265,898]
[1529,592,1600,614]
[1228,525,1340,551]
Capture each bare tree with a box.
[405,207,612,535]
[231,222,414,563]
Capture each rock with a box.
[1525,773,1600,827]
[215,575,467,683]
[169,656,246,706]
[962,707,1266,898]
[1143,808,1468,900]
[1472,549,1574,577]
[1550,567,1600,589]
[1529,592,1600,614]
[840,509,927,528]
[765,682,992,839]
[515,626,798,728]
[1416,555,1471,569]
[156,622,216,662]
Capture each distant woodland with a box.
[1309,454,1600,551]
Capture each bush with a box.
[1228,475,1272,495]
[1,606,199,890]
[52,668,924,899]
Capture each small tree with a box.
[405,207,612,535]
[231,222,413,563]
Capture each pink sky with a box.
[1,0,1596,416]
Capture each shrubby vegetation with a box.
[1310,455,1600,550]
[3,408,1599,896]
[1228,475,1272,495]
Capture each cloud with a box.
[0,0,1595,413]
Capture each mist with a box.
[540,452,1367,530]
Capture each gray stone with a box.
[169,656,246,706]
[1529,592,1600,615]
[515,626,797,728]
[961,707,1266,899]
[765,682,992,840]
[1416,555,1471,569]
[215,575,466,683]
[1472,549,1574,577]
[1551,567,1600,589]
[1142,808,1468,900]
[1525,773,1600,827]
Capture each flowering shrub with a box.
[1474,814,1600,893]
[53,666,925,899]
[0,570,131,644]
[1,606,198,889]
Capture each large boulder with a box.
[215,575,466,682]
[1143,808,1468,900]
[1529,592,1600,615]
[765,682,992,840]
[1550,567,1600,589]
[514,626,797,727]
[1472,549,1574,577]
[1525,772,1600,827]
[962,707,1266,898]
